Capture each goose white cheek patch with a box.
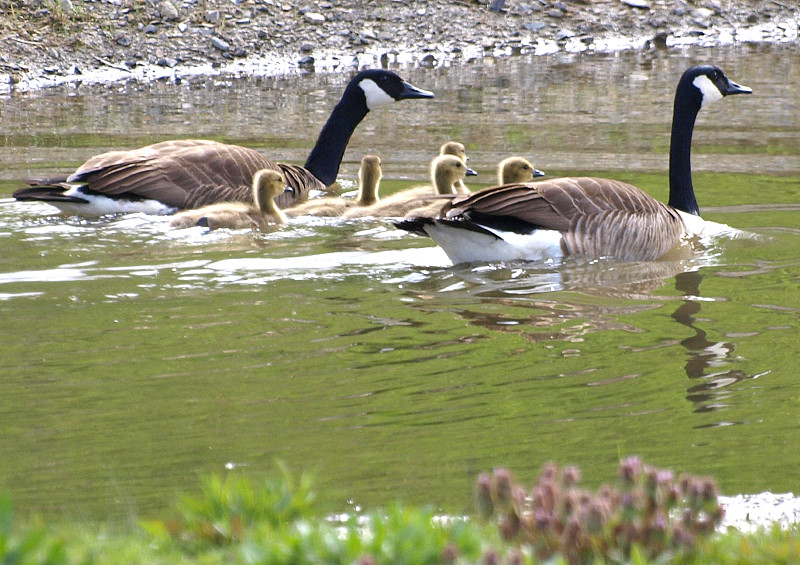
[693,75,723,108]
[360,79,395,110]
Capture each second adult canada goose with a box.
[396,65,751,264]
[285,155,382,217]
[169,169,287,229]
[344,155,473,219]
[439,141,477,193]
[498,157,545,184]
[13,70,434,216]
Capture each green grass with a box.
[1,462,799,565]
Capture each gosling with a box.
[497,156,545,184]
[439,141,476,193]
[285,155,382,217]
[169,169,287,229]
[344,155,470,219]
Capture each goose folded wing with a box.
[441,177,685,260]
[66,140,322,209]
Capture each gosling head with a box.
[439,141,478,177]
[498,156,546,185]
[430,155,471,195]
[252,169,286,211]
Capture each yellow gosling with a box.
[345,155,468,219]
[498,156,545,184]
[170,169,287,229]
[285,155,382,217]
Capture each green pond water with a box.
[1,43,799,522]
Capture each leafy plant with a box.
[476,456,725,564]
[0,493,70,565]
[144,463,315,548]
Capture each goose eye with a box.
[523,165,530,170]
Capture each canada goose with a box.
[344,154,472,219]
[439,141,477,193]
[498,157,545,184]
[285,155,382,217]
[13,70,434,216]
[396,65,751,264]
[169,169,287,229]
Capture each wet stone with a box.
[691,7,714,18]
[622,0,650,9]
[304,12,325,24]
[524,20,547,31]
[211,36,230,50]
[158,1,179,21]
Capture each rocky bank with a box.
[0,0,798,91]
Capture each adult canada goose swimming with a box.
[13,70,434,216]
[439,141,477,193]
[498,157,545,184]
[343,154,474,219]
[285,155,382,217]
[169,169,287,229]
[396,65,751,265]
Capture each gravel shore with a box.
[1,0,798,92]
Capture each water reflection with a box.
[2,44,800,520]
[670,271,757,419]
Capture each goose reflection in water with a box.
[402,259,761,420]
[671,271,761,418]
[403,258,694,344]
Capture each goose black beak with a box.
[466,167,478,177]
[721,78,752,96]
[533,168,546,178]
[398,81,435,100]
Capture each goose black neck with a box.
[667,81,702,216]
[303,88,369,187]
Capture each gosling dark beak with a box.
[466,167,478,177]
[533,168,546,178]
[398,80,435,100]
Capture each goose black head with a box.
[351,69,435,111]
[683,65,752,109]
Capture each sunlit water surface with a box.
[1,43,800,523]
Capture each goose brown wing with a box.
[442,177,685,261]
[68,140,322,209]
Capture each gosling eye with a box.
[522,165,530,170]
